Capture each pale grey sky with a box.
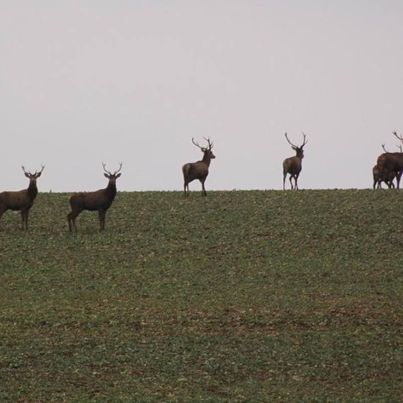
[1,1,402,192]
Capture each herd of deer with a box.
[0,132,401,231]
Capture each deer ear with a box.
[116,173,121,178]
[36,172,42,178]
[104,173,109,178]
[24,173,30,178]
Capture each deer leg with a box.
[396,172,402,189]
[295,174,299,190]
[184,181,189,197]
[98,210,106,231]
[0,206,6,228]
[67,213,73,232]
[24,211,28,230]
[283,173,287,190]
[20,210,29,230]
[289,175,294,190]
[200,178,207,196]
[25,209,31,230]
[67,210,81,232]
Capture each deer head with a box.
[22,165,45,185]
[102,162,122,185]
[284,132,308,158]
[192,137,215,160]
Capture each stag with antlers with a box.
[376,131,403,189]
[182,138,215,197]
[67,163,122,232]
[0,165,45,230]
[282,132,308,190]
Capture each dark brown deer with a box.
[67,163,122,232]
[282,132,308,190]
[373,164,395,189]
[0,165,45,230]
[373,144,396,189]
[376,131,403,189]
[182,138,215,197]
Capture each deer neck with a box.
[27,181,38,200]
[106,181,117,199]
[202,152,212,167]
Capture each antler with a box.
[203,137,214,149]
[113,162,123,175]
[192,138,204,150]
[21,165,45,177]
[103,162,122,176]
[301,132,308,147]
[392,130,403,142]
[397,144,403,153]
[102,162,112,176]
[284,132,297,148]
[382,144,389,153]
[35,165,45,175]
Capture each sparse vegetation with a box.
[0,190,402,401]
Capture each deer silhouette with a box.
[67,163,122,232]
[373,164,395,189]
[373,144,397,189]
[376,131,403,189]
[0,165,45,229]
[182,138,215,197]
[282,132,308,190]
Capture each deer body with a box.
[283,155,303,190]
[183,138,215,197]
[0,166,44,230]
[376,153,403,189]
[67,164,122,232]
[373,164,395,189]
[282,133,307,190]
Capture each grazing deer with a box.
[376,131,403,189]
[67,163,122,232]
[282,132,308,190]
[0,165,45,230]
[373,164,395,189]
[182,138,215,197]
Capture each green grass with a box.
[0,190,402,401]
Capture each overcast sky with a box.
[1,1,402,192]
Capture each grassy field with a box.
[0,190,402,401]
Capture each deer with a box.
[182,138,215,197]
[67,163,122,232]
[376,131,403,189]
[0,165,45,230]
[282,132,308,190]
[373,144,396,189]
[373,164,395,189]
